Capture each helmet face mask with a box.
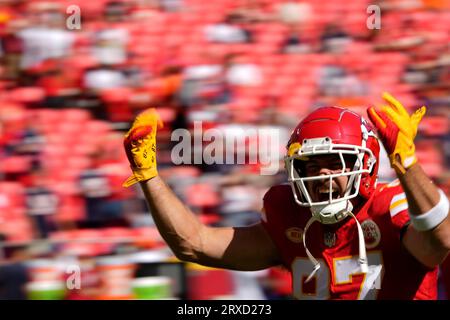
[285,107,379,224]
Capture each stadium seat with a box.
[54,195,86,222]
[1,156,32,174]
[420,116,449,136]
[186,183,220,208]
[8,87,45,105]
[187,268,234,299]
[61,109,91,124]
[0,182,25,220]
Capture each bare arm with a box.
[140,176,282,271]
[367,94,450,268]
[401,164,450,268]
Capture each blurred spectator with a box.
[83,65,127,91]
[79,167,120,228]
[218,179,261,227]
[130,0,165,23]
[1,105,26,156]
[317,59,346,96]
[0,19,24,80]
[231,270,268,299]
[13,117,45,164]
[92,1,130,66]
[18,3,74,71]
[179,52,226,107]
[317,58,369,97]
[281,25,313,54]
[0,105,39,182]
[0,237,29,300]
[24,166,59,239]
[154,64,184,105]
[320,23,352,53]
[78,149,129,229]
[36,58,81,109]
[276,1,313,26]
[159,0,184,12]
[83,64,129,122]
[205,13,253,44]
[225,53,262,87]
[262,266,292,300]
[374,15,426,52]
[196,61,232,105]
[230,0,274,23]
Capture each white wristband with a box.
[410,189,449,231]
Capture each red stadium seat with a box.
[416,142,444,178]
[186,183,220,208]
[101,227,133,240]
[8,87,45,104]
[155,107,177,124]
[419,116,449,136]
[1,217,33,242]
[131,227,165,248]
[85,120,112,135]
[100,88,133,122]
[54,195,86,222]
[61,109,91,123]
[187,268,234,299]
[199,213,221,226]
[0,182,25,220]
[1,156,32,174]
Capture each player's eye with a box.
[305,163,320,172]
[330,161,342,169]
[343,155,357,168]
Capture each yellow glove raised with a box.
[367,92,426,174]
[123,108,163,187]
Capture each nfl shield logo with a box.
[324,232,336,247]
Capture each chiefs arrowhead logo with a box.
[286,227,303,243]
[361,219,381,249]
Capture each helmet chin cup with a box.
[310,199,354,224]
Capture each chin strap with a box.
[303,216,321,283]
[302,211,368,283]
[349,211,369,273]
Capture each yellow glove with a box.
[367,92,426,174]
[123,108,163,187]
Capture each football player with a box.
[123,93,450,299]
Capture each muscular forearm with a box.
[399,163,450,266]
[140,176,206,261]
[124,109,280,270]
[367,93,450,266]
[398,163,440,215]
[139,176,280,270]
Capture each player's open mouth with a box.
[317,186,341,202]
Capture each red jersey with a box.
[440,256,450,299]
[261,181,438,300]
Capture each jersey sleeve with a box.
[261,186,282,240]
[260,184,296,267]
[375,181,411,237]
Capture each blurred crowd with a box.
[0,0,449,300]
